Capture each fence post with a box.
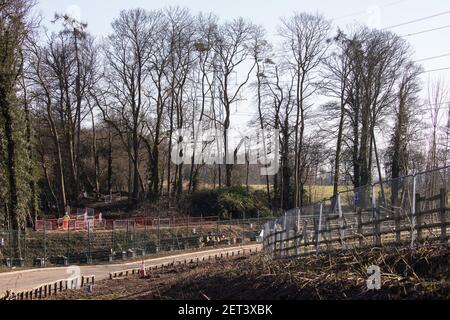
[303,220,308,255]
[316,202,323,254]
[87,220,92,264]
[144,218,148,250]
[372,185,381,246]
[337,194,345,249]
[242,218,245,246]
[126,220,130,251]
[67,222,71,265]
[416,191,423,242]
[133,224,137,251]
[271,223,276,259]
[357,208,363,247]
[9,228,13,269]
[22,229,26,268]
[440,188,447,243]
[111,224,115,253]
[157,218,161,251]
[216,220,219,247]
[295,209,300,256]
[43,220,47,267]
[410,175,417,248]
[281,213,287,257]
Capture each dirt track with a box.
[0,244,260,294]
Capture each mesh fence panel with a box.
[1,216,270,270]
[262,166,450,259]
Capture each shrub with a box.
[182,186,272,220]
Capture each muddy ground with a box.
[47,245,449,300]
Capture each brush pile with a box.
[47,245,449,300]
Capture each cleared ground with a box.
[46,244,449,300]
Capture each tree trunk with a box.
[107,127,113,195]
[333,101,346,197]
[91,110,100,195]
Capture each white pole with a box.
[316,202,323,253]
[411,174,416,248]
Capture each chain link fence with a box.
[0,217,272,270]
[263,166,450,259]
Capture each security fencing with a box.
[0,217,271,270]
[263,166,450,259]
[34,214,220,232]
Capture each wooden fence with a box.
[263,187,449,259]
[0,275,95,301]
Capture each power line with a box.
[425,101,450,107]
[422,67,450,73]
[415,53,450,63]
[383,9,450,30]
[402,24,450,37]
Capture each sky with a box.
[35,0,450,128]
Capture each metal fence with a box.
[34,214,220,232]
[263,166,450,259]
[0,217,271,270]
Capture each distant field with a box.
[249,185,354,203]
[192,184,356,203]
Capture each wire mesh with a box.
[262,166,450,259]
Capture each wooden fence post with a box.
[416,193,422,242]
[302,220,308,255]
[337,195,345,250]
[440,188,447,243]
[295,209,301,256]
[283,213,288,257]
[357,209,363,246]
[394,206,400,243]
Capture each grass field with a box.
[249,184,354,203]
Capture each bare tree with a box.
[102,8,162,203]
[322,30,352,197]
[279,12,331,207]
[214,18,258,187]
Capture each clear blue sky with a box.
[36,0,450,126]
